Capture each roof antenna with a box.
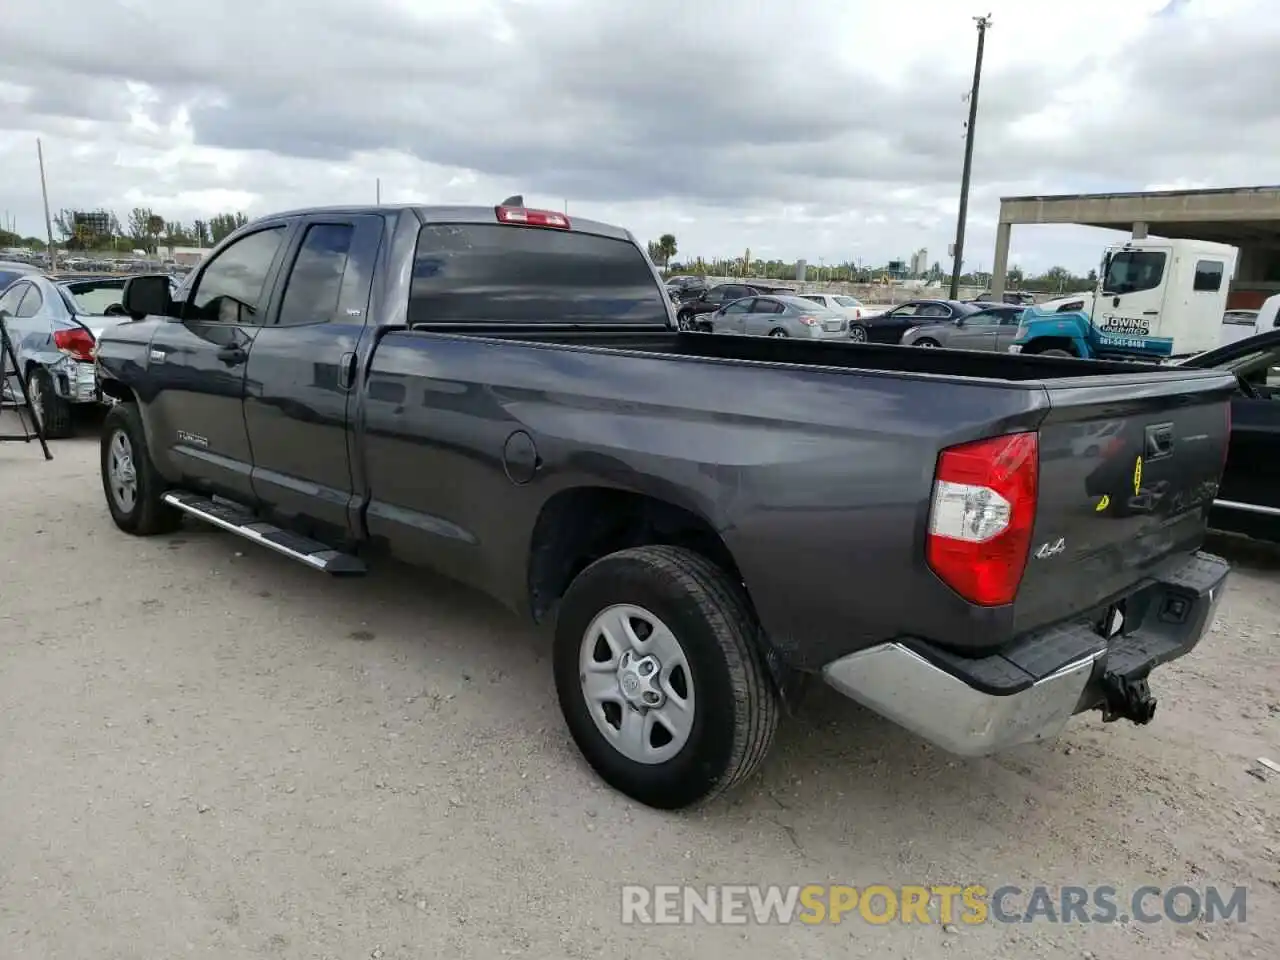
[500,195,524,207]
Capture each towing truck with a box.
[1011,237,1237,362]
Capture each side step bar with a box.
[162,491,367,576]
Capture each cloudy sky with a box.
[1,0,1276,274]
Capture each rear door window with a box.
[15,284,43,318]
[276,223,355,326]
[410,223,668,325]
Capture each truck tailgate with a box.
[1011,370,1236,635]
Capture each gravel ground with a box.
[1,420,1277,960]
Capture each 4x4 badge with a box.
[1035,537,1066,559]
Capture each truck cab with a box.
[1012,238,1237,361]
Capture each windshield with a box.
[61,281,128,315]
[1103,250,1166,295]
[834,296,861,307]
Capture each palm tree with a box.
[658,234,677,267]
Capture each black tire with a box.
[553,545,779,809]
[677,310,693,331]
[848,324,868,343]
[1038,348,1075,358]
[27,366,73,439]
[100,402,182,536]
[915,338,940,348]
[768,328,788,338]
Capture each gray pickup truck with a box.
[95,202,1235,809]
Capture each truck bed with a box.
[362,324,1236,670]
[405,322,1172,382]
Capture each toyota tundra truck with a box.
[94,201,1234,809]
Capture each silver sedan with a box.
[708,295,850,340]
[0,274,176,437]
[899,305,1025,351]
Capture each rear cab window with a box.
[409,223,668,326]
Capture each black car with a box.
[665,275,709,303]
[675,283,794,331]
[858,299,982,344]
[1180,329,1280,540]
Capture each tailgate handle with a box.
[1144,422,1174,460]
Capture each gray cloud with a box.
[1,0,1276,272]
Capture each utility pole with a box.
[376,178,381,204]
[948,14,991,301]
[37,138,57,272]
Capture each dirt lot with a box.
[1,422,1277,960]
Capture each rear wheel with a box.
[553,545,779,809]
[1038,348,1075,358]
[768,328,788,338]
[101,402,181,536]
[26,366,72,439]
[915,338,940,348]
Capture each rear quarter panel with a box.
[359,334,1050,670]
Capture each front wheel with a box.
[915,338,940,348]
[848,324,868,343]
[553,545,779,809]
[101,402,182,536]
[676,311,693,331]
[1037,348,1075,358]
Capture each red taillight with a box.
[797,315,818,326]
[926,431,1039,607]
[52,327,95,362]
[495,205,570,229]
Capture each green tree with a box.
[209,212,249,244]
[657,233,677,267]
[127,207,157,251]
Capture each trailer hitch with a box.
[1099,670,1158,725]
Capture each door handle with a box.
[337,351,357,390]
[216,346,247,365]
[1144,422,1174,460]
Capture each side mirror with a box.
[954,317,965,326]
[122,274,175,320]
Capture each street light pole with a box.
[37,138,58,272]
[948,14,992,301]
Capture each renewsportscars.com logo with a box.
[620,884,1248,926]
